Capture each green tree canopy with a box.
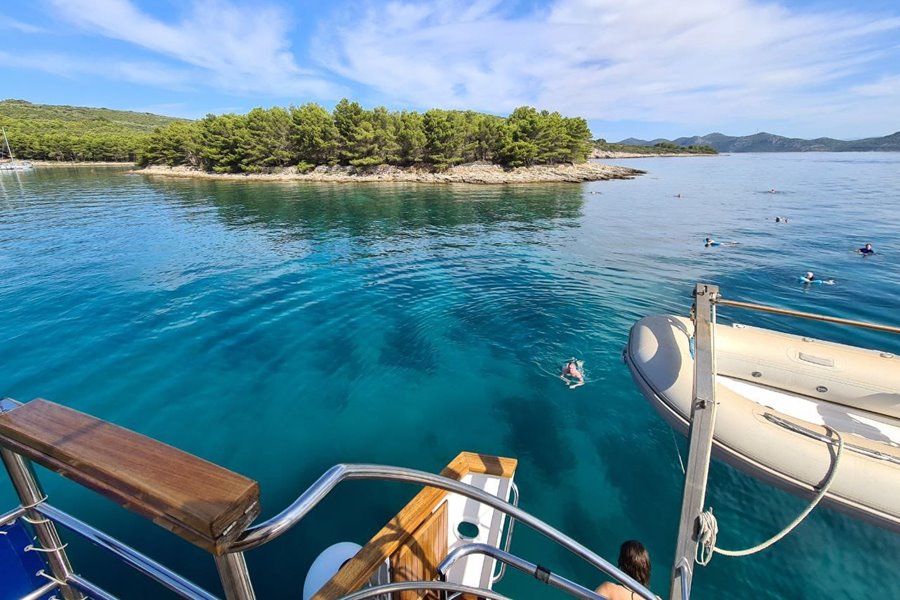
[131,99,599,172]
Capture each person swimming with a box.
[704,237,718,247]
[858,243,874,255]
[800,271,835,285]
[560,359,584,389]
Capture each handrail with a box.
[491,481,519,585]
[716,298,900,334]
[337,581,512,600]
[0,506,24,527]
[20,580,60,600]
[37,503,219,600]
[438,543,605,600]
[66,575,118,600]
[231,464,656,600]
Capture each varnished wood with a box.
[390,502,447,600]
[314,452,517,600]
[0,399,260,555]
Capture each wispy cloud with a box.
[0,17,46,34]
[0,50,192,88]
[314,0,900,136]
[48,0,343,98]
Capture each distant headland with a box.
[617,131,900,152]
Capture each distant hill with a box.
[616,131,900,152]
[0,99,185,161]
[0,99,183,132]
[593,139,717,156]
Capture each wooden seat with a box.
[0,399,259,555]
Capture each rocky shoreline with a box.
[135,161,644,184]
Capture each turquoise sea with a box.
[1,153,898,599]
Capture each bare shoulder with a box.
[595,582,627,599]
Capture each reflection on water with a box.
[0,156,898,599]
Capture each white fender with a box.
[302,542,362,600]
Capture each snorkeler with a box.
[800,271,835,285]
[560,359,584,389]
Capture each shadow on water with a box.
[148,177,588,240]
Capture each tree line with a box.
[2,119,148,162]
[0,100,182,162]
[593,138,717,155]
[137,100,595,172]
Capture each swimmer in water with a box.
[857,243,874,255]
[560,359,584,389]
[802,271,816,283]
[704,237,719,247]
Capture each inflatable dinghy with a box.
[625,315,900,532]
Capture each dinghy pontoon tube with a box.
[625,314,900,532]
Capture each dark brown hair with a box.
[618,540,651,586]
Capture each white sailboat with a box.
[0,126,34,171]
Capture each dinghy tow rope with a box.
[695,427,844,565]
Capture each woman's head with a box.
[618,540,651,586]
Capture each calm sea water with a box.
[1,154,898,599]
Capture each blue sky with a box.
[2,0,899,141]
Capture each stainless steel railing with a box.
[2,459,655,600]
[716,297,900,334]
[37,503,219,600]
[439,542,605,600]
[230,463,657,600]
[490,481,519,585]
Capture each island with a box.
[1,100,650,183]
[138,161,643,184]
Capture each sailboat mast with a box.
[2,127,14,161]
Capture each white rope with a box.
[36,568,67,586]
[696,427,844,565]
[21,513,51,525]
[26,542,69,553]
[21,494,48,509]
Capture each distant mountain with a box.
[616,131,900,152]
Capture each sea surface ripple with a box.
[0,154,898,599]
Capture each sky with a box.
[2,0,900,141]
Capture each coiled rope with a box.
[696,427,844,565]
